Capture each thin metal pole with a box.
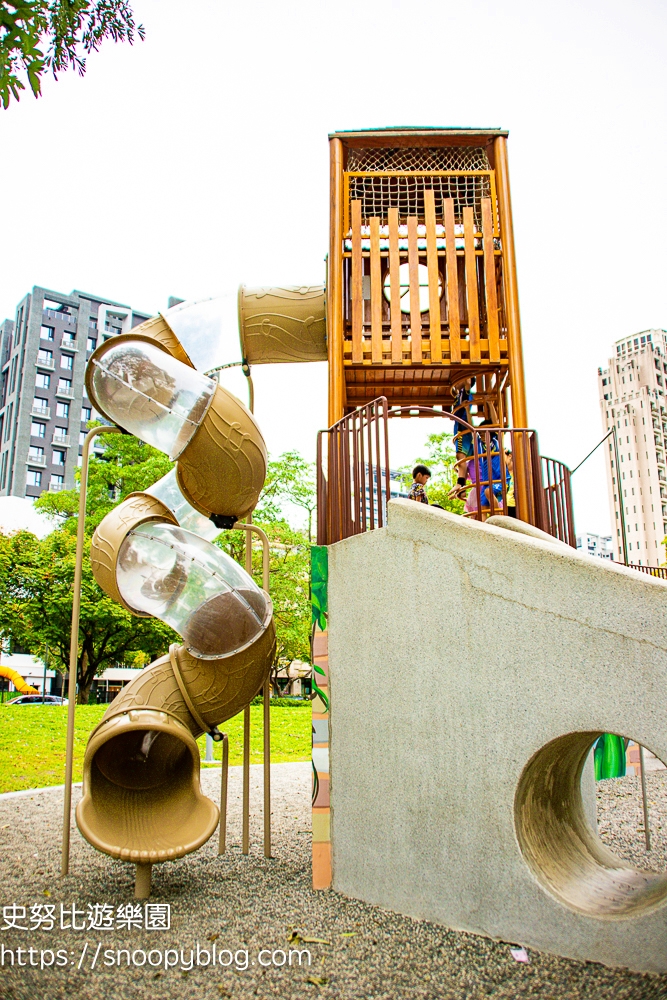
[612,425,629,564]
[218,734,229,854]
[263,676,271,858]
[42,645,47,704]
[205,733,214,762]
[235,522,271,857]
[639,745,651,851]
[61,425,121,877]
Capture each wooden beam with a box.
[481,197,500,363]
[424,190,441,363]
[350,198,363,365]
[388,207,402,363]
[443,198,461,364]
[463,207,480,364]
[370,217,383,364]
[407,216,422,363]
[328,137,345,424]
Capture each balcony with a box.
[48,483,66,492]
[26,454,46,467]
[30,405,50,419]
[52,434,70,447]
[56,387,74,400]
[35,357,55,371]
[61,339,78,352]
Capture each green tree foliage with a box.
[1,0,144,109]
[0,430,175,703]
[0,433,316,703]
[399,431,465,514]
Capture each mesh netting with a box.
[346,145,490,172]
[348,174,492,228]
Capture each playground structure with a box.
[55,126,666,970]
[68,322,275,897]
[235,127,666,972]
[0,667,37,695]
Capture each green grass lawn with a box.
[0,701,312,794]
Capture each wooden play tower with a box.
[326,127,526,429]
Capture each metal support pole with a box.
[218,734,229,854]
[134,862,152,899]
[242,705,250,854]
[205,733,214,762]
[612,425,629,564]
[61,425,121,878]
[235,521,271,857]
[639,745,651,851]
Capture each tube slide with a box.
[0,667,38,695]
[76,313,275,873]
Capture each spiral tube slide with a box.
[0,667,38,695]
[75,319,275,882]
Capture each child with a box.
[408,464,431,504]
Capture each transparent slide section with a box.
[116,522,267,658]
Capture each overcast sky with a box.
[2,0,666,535]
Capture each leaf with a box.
[339,932,357,937]
[43,889,51,897]
[207,932,219,942]
[306,976,328,986]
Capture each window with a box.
[31,422,45,438]
[81,406,91,422]
[40,326,54,341]
[86,338,97,352]
[52,450,65,466]
[33,396,48,412]
[37,349,53,364]
[61,354,74,370]
[35,372,50,389]
[57,378,72,393]
[79,431,86,445]
[55,426,67,439]
[28,445,44,459]
[50,474,64,487]
[26,470,42,487]
[56,401,70,418]
[62,332,76,346]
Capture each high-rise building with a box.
[0,287,149,499]
[597,328,667,567]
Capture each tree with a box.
[398,431,465,514]
[0,430,177,703]
[0,525,176,704]
[1,0,144,109]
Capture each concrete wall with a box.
[327,499,667,973]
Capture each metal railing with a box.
[625,563,667,579]
[317,397,575,547]
[541,456,576,548]
[317,398,391,546]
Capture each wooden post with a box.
[494,135,529,516]
[328,136,345,425]
[61,425,121,878]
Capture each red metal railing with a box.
[317,397,576,547]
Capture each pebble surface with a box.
[0,764,665,1000]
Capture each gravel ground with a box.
[0,764,665,1000]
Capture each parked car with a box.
[5,695,68,706]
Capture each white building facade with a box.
[598,329,667,566]
[575,532,613,560]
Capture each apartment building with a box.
[575,532,614,560]
[0,287,149,499]
[598,328,667,567]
